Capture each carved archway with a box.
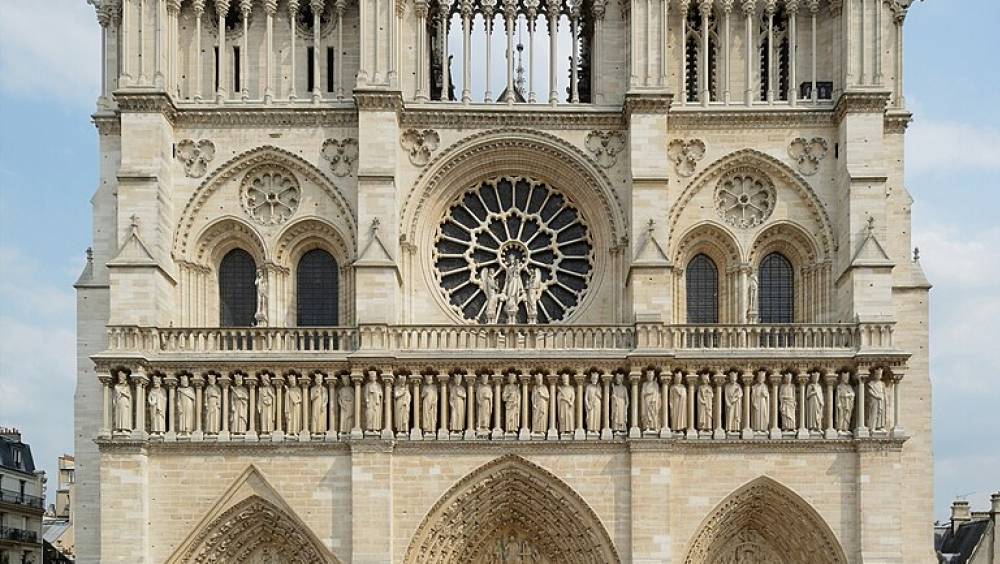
[404,454,621,564]
[684,476,848,564]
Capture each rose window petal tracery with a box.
[714,168,776,229]
[433,176,594,324]
[240,165,301,226]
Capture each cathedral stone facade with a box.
[75,0,931,561]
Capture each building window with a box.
[296,249,339,326]
[307,46,315,92]
[686,254,719,324]
[685,7,719,103]
[759,252,794,323]
[219,249,257,327]
[759,7,791,101]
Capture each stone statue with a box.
[669,371,687,431]
[557,374,575,433]
[724,371,743,432]
[177,375,196,433]
[610,373,628,432]
[502,373,520,432]
[257,374,276,434]
[530,373,550,433]
[751,371,770,432]
[697,374,713,431]
[254,267,268,326]
[477,266,503,324]
[394,376,412,433]
[584,371,601,432]
[205,374,222,434]
[779,373,797,430]
[113,371,133,432]
[310,374,328,434]
[449,374,467,431]
[364,371,383,431]
[338,378,354,433]
[835,371,855,432]
[422,375,438,432]
[148,376,167,434]
[476,374,493,430]
[285,376,303,434]
[502,256,526,323]
[641,370,660,431]
[867,368,886,430]
[524,267,543,324]
[806,371,825,431]
[231,374,249,434]
[746,272,759,321]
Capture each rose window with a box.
[714,168,776,229]
[240,165,301,226]
[433,176,594,324]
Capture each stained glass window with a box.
[759,252,794,323]
[219,249,257,327]
[297,249,339,326]
[686,253,719,324]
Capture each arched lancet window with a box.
[219,249,257,327]
[296,249,339,326]
[759,7,790,101]
[686,253,719,324]
[759,252,794,323]
[685,7,719,103]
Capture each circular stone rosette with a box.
[240,165,301,226]
[714,168,776,229]
[433,176,595,324]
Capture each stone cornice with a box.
[669,107,835,130]
[884,110,914,134]
[92,111,121,135]
[114,89,178,123]
[173,105,358,128]
[400,104,625,130]
[623,92,674,116]
[353,89,404,112]
[833,90,892,123]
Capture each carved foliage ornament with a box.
[401,128,441,167]
[584,130,626,168]
[321,138,359,177]
[668,139,707,177]
[714,168,776,229]
[240,164,301,225]
[177,139,216,178]
[787,137,828,176]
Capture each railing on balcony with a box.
[104,322,895,355]
[0,525,38,543]
[0,488,44,510]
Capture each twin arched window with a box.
[217,248,339,327]
[685,251,794,324]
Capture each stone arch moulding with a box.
[747,220,822,268]
[683,476,848,564]
[667,149,836,261]
[166,465,341,564]
[171,144,357,264]
[403,454,622,564]
[401,128,628,324]
[274,217,356,326]
[193,215,269,268]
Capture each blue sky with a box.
[0,0,997,520]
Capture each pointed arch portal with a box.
[404,455,621,564]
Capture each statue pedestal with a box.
[272,430,285,442]
[218,431,231,442]
[796,428,810,439]
[741,429,754,440]
[712,429,726,440]
[574,429,586,440]
[686,429,698,439]
[518,428,530,440]
[491,428,503,440]
[299,430,311,441]
[824,428,838,440]
[436,429,448,440]
[769,429,782,440]
[600,428,612,440]
[245,431,258,442]
[325,430,337,442]
[628,427,640,439]
[410,428,423,440]
[546,429,558,440]
[380,429,394,439]
[463,429,476,440]
[659,428,672,439]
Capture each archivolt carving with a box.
[404,454,621,564]
[684,476,847,564]
[274,217,354,267]
[193,216,268,266]
[172,145,356,262]
[748,221,820,267]
[671,222,743,268]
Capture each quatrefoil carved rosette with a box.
[714,168,776,229]
[240,164,301,226]
[432,176,595,325]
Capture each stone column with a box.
[891,370,906,438]
[246,374,258,441]
[659,372,671,438]
[685,372,698,439]
[464,374,476,440]
[712,372,725,439]
[740,370,753,439]
[519,372,531,440]
[273,374,285,440]
[301,372,313,440]
[130,368,149,440]
[628,369,641,438]
[855,368,869,438]
[164,375,178,441]
[348,371,361,438]
[437,374,449,440]
[600,372,612,440]
[410,374,423,440]
[192,373,206,440]
[326,374,339,441]
[768,372,781,439]
[796,370,809,439]
[219,373,232,441]
[573,372,585,440]
[98,372,112,438]
[547,374,558,440]
[382,371,395,439]
[824,369,838,439]
[493,372,504,439]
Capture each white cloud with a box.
[0,0,100,108]
[907,119,1000,174]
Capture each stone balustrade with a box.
[96,364,907,444]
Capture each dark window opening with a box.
[297,249,339,326]
[307,46,315,92]
[219,249,257,327]
[759,252,794,323]
[686,253,719,324]
[233,46,241,92]
[214,46,220,91]
[327,47,335,92]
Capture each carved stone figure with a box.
[177,375,197,433]
[231,374,249,434]
[641,370,660,431]
[394,376,412,433]
[610,373,628,432]
[364,371,383,431]
[503,373,520,432]
[835,371,855,432]
[697,374,713,431]
[113,371,133,432]
[449,374,467,431]
[669,372,687,431]
[148,377,167,434]
[205,374,222,434]
[779,373,797,430]
[476,374,493,430]
[310,374,328,434]
[477,267,504,324]
[257,375,276,434]
[584,371,601,432]
[746,273,759,321]
[557,374,575,433]
[254,267,268,326]
[285,377,303,434]
[530,373,550,433]
[338,379,354,433]
[806,371,825,431]
[524,267,542,324]
[724,371,743,432]
[867,368,887,431]
[751,371,770,432]
[422,375,438,432]
[502,256,526,323]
